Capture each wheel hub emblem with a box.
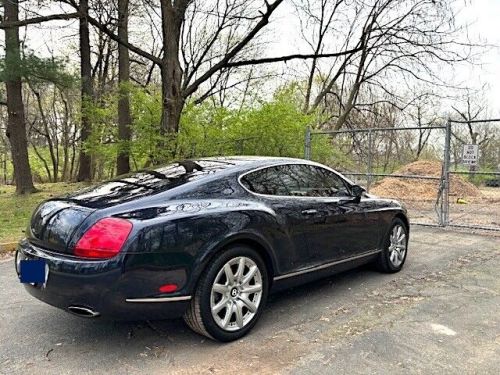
[230,288,238,298]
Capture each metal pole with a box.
[367,129,373,192]
[304,126,311,160]
[442,118,451,226]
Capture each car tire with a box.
[183,244,269,342]
[376,218,409,273]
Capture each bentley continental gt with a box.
[15,156,409,342]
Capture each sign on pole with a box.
[462,144,479,166]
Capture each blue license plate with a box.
[19,259,47,284]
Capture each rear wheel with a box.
[183,245,269,342]
[376,218,408,273]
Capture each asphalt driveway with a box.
[0,226,499,374]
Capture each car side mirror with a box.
[351,185,365,202]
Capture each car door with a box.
[248,163,355,267]
[311,166,382,260]
[265,196,334,269]
[269,164,362,268]
[240,163,382,271]
[279,164,354,264]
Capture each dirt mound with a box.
[371,160,482,201]
[396,160,442,176]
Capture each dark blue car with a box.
[16,156,409,341]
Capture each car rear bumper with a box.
[16,240,191,321]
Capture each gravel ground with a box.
[0,226,499,375]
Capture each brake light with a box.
[74,218,133,259]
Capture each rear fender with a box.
[186,230,279,295]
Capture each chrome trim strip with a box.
[273,250,381,281]
[125,296,192,303]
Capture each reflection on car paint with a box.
[17,156,409,322]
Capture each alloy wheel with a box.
[210,256,263,332]
[388,225,407,267]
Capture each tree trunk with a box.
[116,0,132,175]
[159,1,188,135]
[4,0,37,194]
[334,81,360,130]
[160,65,184,134]
[31,88,58,182]
[77,0,93,181]
[61,94,70,181]
[303,56,318,113]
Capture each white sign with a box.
[462,144,479,166]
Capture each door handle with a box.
[301,209,318,215]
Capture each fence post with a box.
[304,126,312,160]
[441,118,451,226]
[367,128,373,192]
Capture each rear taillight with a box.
[74,217,133,259]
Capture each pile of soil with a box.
[371,160,483,201]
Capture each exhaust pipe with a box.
[68,305,100,318]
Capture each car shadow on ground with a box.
[32,263,385,351]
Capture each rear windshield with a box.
[64,160,234,208]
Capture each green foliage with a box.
[0,49,76,88]
[128,85,164,165]
[22,52,76,88]
[178,95,313,159]
[82,83,343,175]
[178,85,344,165]
[83,91,120,179]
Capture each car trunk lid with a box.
[28,200,94,254]
[27,160,234,254]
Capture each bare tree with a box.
[62,0,359,136]
[450,93,497,174]
[76,0,93,181]
[406,95,440,160]
[452,95,489,146]
[116,0,132,174]
[296,0,471,131]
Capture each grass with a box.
[0,182,88,243]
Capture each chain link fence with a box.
[305,118,500,232]
[446,119,500,231]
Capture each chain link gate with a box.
[304,118,500,231]
[445,119,500,231]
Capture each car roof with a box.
[187,156,310,170]
[183,156,355,186]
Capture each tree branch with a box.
[85,14,162,65]
[0,12,80,28]
[224,48,363,67]
[58,0,162,65]
[183,0,284,98]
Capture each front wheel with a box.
[183,245,269,342]
[376,218,409,273]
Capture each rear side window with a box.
[241,164,350,197]
[240,166,289,195]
